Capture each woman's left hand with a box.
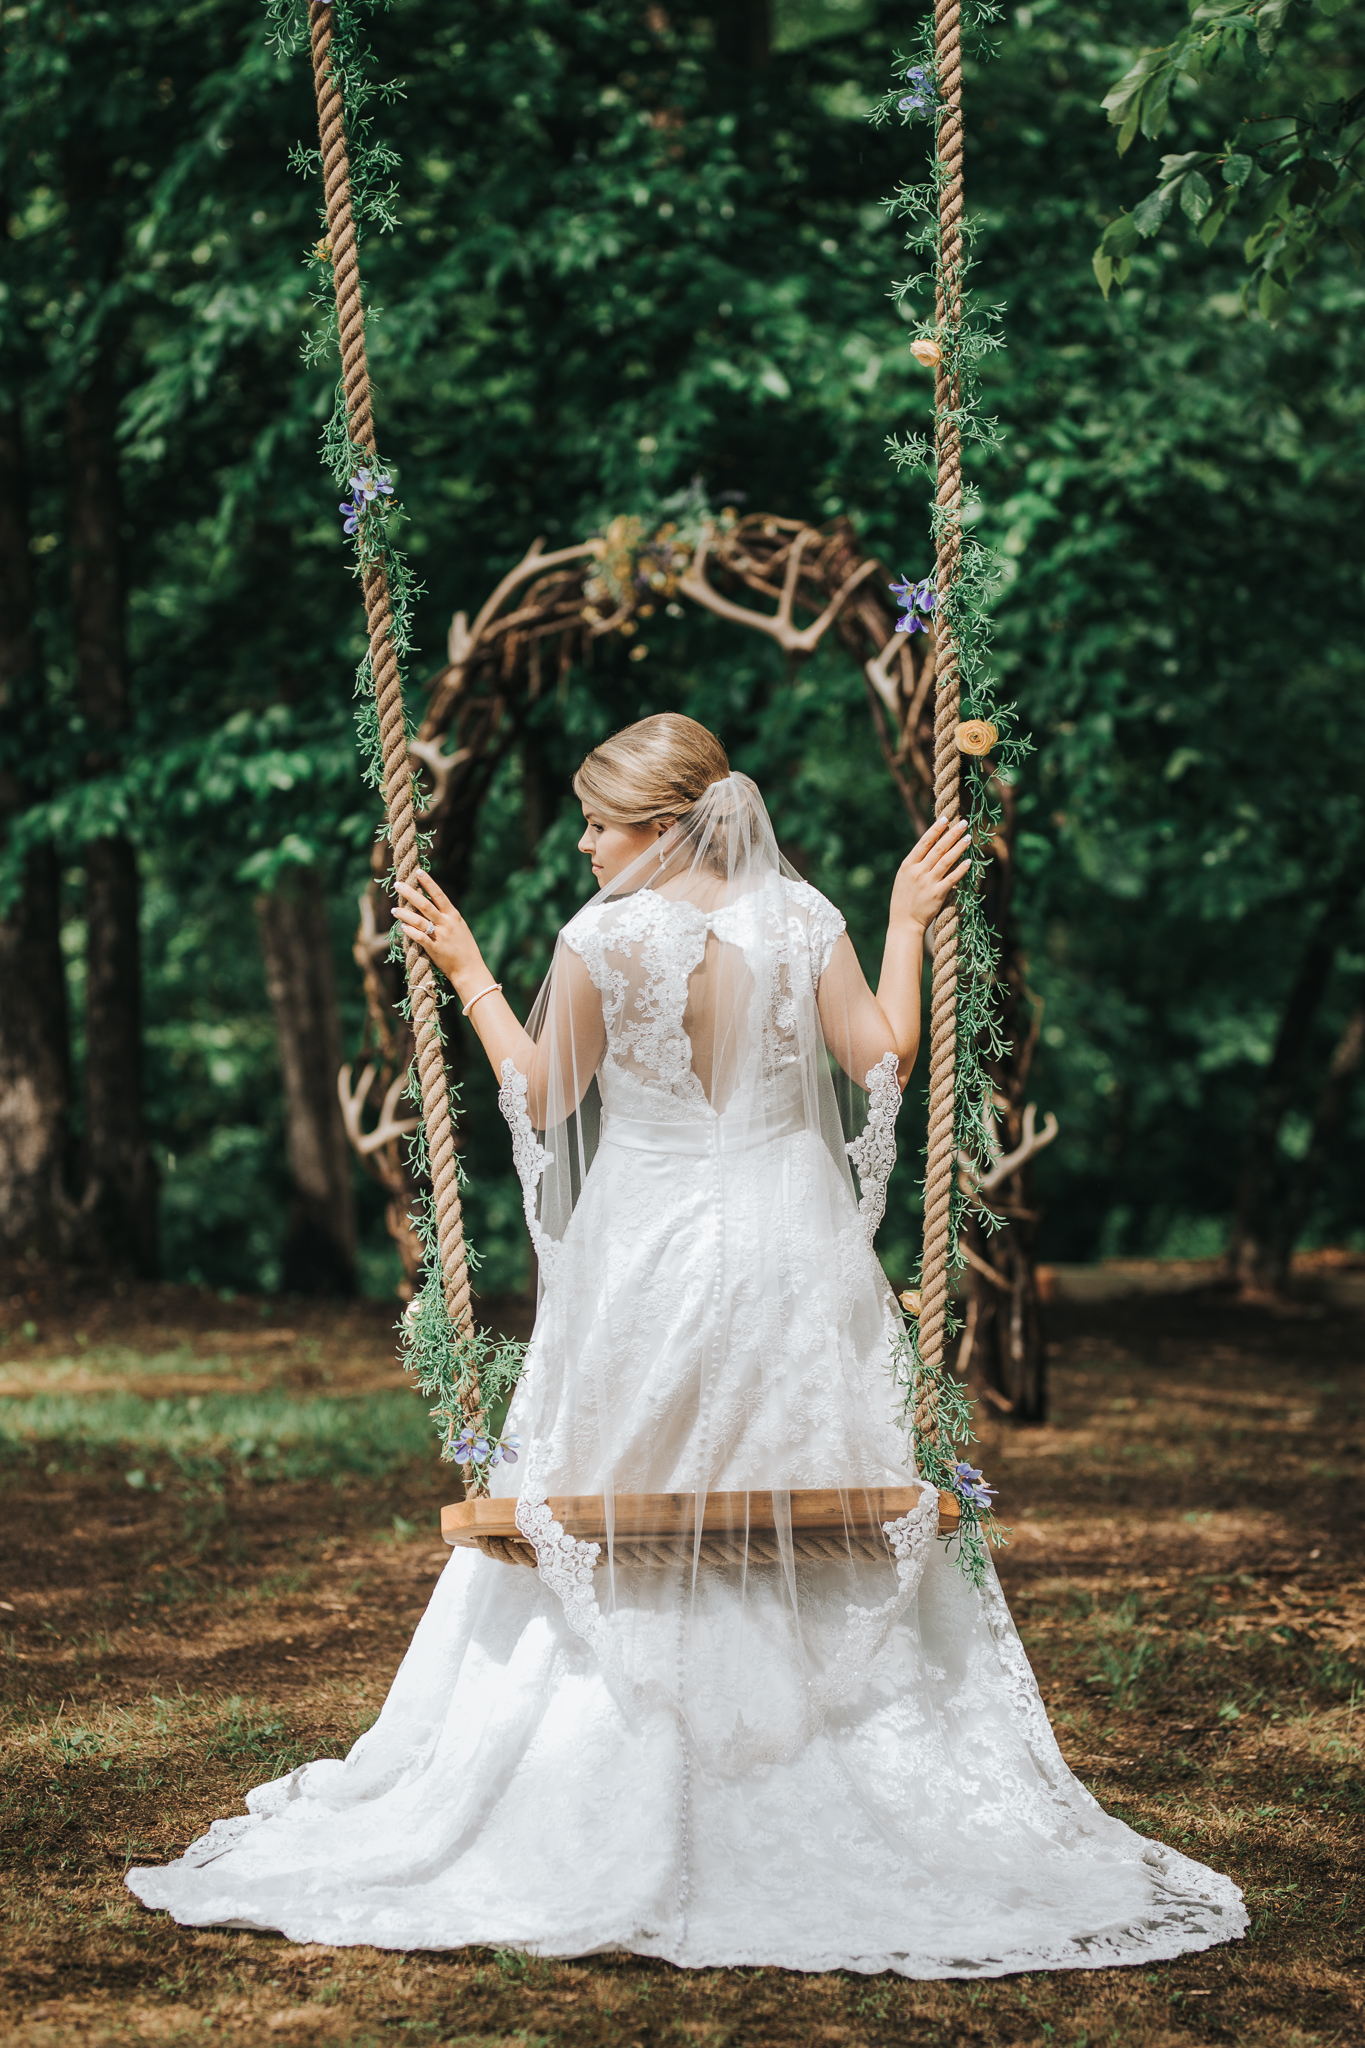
[393,873,486,995]
[889,815,973,931]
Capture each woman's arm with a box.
[392,873,605,1123]
[817,814,971,1088]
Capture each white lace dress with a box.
[126,876,1246,1974]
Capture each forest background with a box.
[1,0,1362,1309]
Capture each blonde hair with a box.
[573,713,730,827]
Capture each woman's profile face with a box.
[578,805,665,888]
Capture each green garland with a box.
[870,6,1024,1584]
[263,1,416,812]
[264,1,526,1471]
[399,1093,526,1470]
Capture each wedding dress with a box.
[127,774,1246,1975]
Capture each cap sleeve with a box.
[786,880,847,988]
[558,900,610,988]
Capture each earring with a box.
[658,844,667,868]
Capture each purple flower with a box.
[455,1426,520,1469]
[349,466,394,505]
[339,468,393,538]
[890,575,939,635]
[898,67,934,116]
[952,1460,997,1509]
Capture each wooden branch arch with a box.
[340,508,947,1278]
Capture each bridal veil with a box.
[126,768,1246,1973]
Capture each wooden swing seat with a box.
[442,1486,961,1569]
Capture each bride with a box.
[128,713,1245,1974]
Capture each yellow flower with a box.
[910,337,942,370]
[899,1289,922,1317]
[955,720,999,758]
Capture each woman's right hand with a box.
[890,815,973,931]
[393,872,488,998]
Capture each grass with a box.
[1,1268,1363,2045]
[0,1386,433,1481]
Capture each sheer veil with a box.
[122,766,1250,1973]
[490,769,938,1770]
[521,772,890,1271]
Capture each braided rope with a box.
[915,0,966,1441]
[308,7,478,1405]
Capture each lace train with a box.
[127,1541,1246,1971]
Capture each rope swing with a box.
[308,4,478,1386]
[301,0,996,1570]
[915,0,965,1452]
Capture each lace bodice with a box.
[560,874,845,1123]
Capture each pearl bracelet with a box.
[461,981,503,1018]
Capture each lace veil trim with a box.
[497,1060,560,1280]
[847,1051,900,1246]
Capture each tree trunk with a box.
[1227,876,1359,1295]
[957,779,1049,1421]
[256,872,358,1296]
[0,400,73,1258]
[520,729,552,862]
[69,355,157,1273]
[714,0,771,67]
[1264,986,1365,1292]
[352,848,423,1295]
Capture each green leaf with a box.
[1258,272,1291,322]
[1096,249,1137,299]
[1222,151,1255,189]
[1288,158,1339,207]
[1102,47,1170,122]
[1141,78,1173,140]
[1198,188,1238,245]
[1133,185,1177,236]
[1320,169,1364,226]
[1098,212,1142,259]
[1255,0,1292,54]
[1158,151,1210,179]
[1182,171,1214,224]
[1339,224,1365,266]
[1117,102,1142,156]
[1247,171,1295,232]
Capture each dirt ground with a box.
[1,1267,1362,2047]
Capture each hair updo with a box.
[572,713,730,827]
